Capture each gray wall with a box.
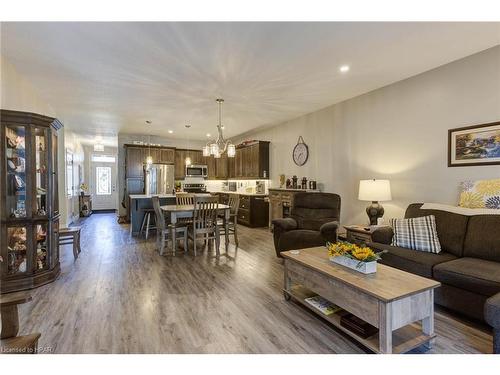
[236,46,500,224]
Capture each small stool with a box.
[140,209,156,239]
[59,226,82,260]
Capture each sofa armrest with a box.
[272,218,298,232]
[485,293,500,328]
[272,218,298,257]
[371,226,394,245]
[320,221,339,243]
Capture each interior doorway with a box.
[90,154,118,211]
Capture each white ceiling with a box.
[2,22,499,142]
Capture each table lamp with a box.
[358,179,392,225]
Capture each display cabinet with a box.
[1,110,62,293]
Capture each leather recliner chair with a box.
[272,192,341,257]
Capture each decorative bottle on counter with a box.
[292,175,298,189]
[301,177,307,189]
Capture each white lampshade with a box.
[210,143,219,156]
[213,149,221,159]
[227,143,236,157]
[202,145,210,157]
[185,156,192,166]
[358,179,392,202]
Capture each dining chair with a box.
[176,193,195,225]
[188,196,220,256]
[217,193,240,247]
[176,193,195,206]
[152,196,188,255]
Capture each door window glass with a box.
[96,166,111,195]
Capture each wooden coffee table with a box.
[281,247,441,354]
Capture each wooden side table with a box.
[343,225,374,245]
[1,291,41,354]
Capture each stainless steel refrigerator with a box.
[145,164,175,195]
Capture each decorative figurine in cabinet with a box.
[1,110,62,293]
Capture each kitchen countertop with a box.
[268,188,320,192]
[208,190,268,197]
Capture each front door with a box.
[91,154,117,210]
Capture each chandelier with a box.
[202,98,235,158]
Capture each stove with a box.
[183,183,207,193]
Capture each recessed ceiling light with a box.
[339,65,350,73]
[168,130,173,134]
[206,133,211,137]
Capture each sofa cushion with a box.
[372,242,457,278]
[390,215,441,253]
[433,257,500,297]
[278,229,324,252]
[463,215,500,262]
[405,203,468,257]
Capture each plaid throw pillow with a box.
[390,215,441,253]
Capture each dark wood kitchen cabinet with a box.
[125,146,145,178]
[125,145,176,178]
[215,154,229,179]
[229,141,270,179]
[174,149,204,179]
[159,148,175,164]
[215,193,269,227]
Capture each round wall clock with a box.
[293,136,309,166]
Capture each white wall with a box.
[1,55,76,226]
[236,46,500,225]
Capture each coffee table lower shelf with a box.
[285,285,436,354]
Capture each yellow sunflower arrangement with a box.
[327,241,384,263]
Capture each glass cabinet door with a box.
[35,223,49,271]
[5,125,28,218]
[33,127,49,217]
[50,219,60,267]
[51,130,59,216]
[6,225,29,275]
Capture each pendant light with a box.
[185,124,192,166]
[203,98,235,158]
[145,121,153,167]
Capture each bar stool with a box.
[140,208,156,239]
[59,226,82,260]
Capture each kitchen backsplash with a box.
[205,179,271,194]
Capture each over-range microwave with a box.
[185,164,208,178]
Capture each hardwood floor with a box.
[16,213,493,353]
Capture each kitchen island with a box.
[129,194,212,236]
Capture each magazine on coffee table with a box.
[304,295,343,316]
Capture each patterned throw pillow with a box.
[390,216,441,253]
[459,179,500,209]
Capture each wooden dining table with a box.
[160,203,231,255]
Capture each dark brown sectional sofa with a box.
[370,203,500,322]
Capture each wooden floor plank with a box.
[15,213,493,354]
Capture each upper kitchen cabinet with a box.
[215,154,229,179]
[229,141,270,179]
[125,146,145,178]
[159,148,175,164]
[125,145,176,179]
[174,149,204,179]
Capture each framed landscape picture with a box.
[448,121,500,167]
